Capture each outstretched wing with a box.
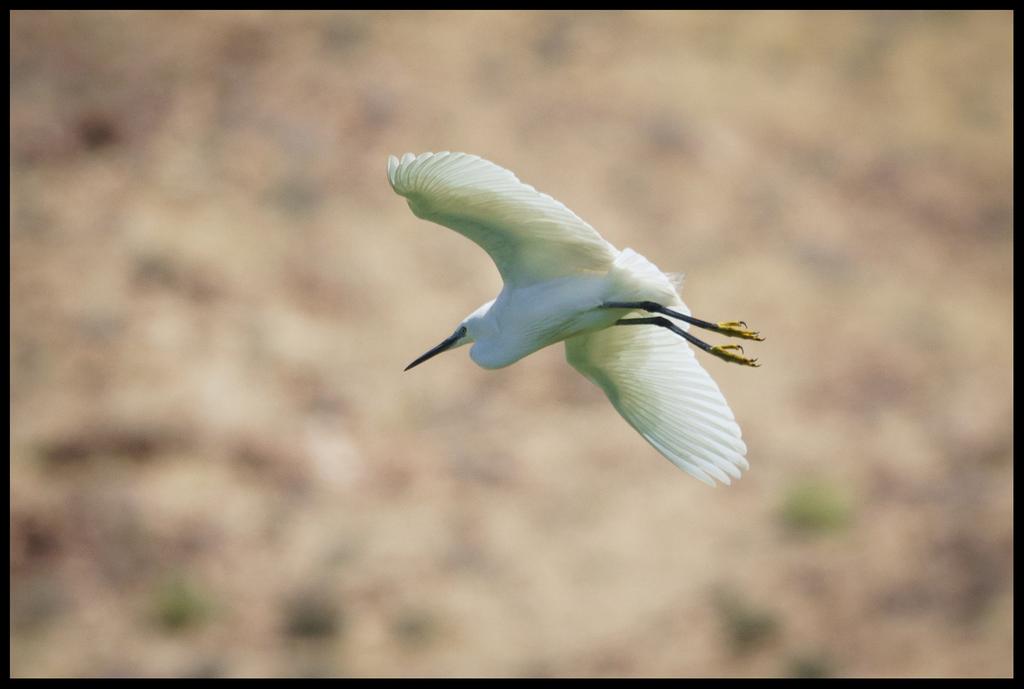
[565,313,748,485]
[388,152,617,287]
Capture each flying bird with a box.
[388,152,763,485]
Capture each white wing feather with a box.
[565,314,749,485]
[388,152,617,287]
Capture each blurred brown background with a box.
[10,10,1013,678]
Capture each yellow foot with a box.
[714,321,765,341]
[710,344,760,367]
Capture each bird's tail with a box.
[610,249,687,312]
[666,271,686,296]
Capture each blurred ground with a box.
[9,10,1013,678]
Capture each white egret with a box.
[389,152,762,485]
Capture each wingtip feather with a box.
[387,155,400,188]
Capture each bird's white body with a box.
[466,249,678,369]
[389,151,750,486]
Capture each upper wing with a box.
[388,152,618,287]
[565,312,749,485]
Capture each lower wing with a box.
[564,312,749,485]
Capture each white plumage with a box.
[389,151,758,485]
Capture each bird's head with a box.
[403,300,494,371]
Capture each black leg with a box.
[615,316,713,353]
[604,301,763,341]
[616,316,760,367]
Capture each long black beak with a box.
[404,327,466,371]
